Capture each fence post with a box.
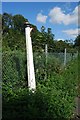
[77,50,78,57]
[25,22,36,92]
[64,48,67,66]
[45,44,48,79]
[45,44,48,64]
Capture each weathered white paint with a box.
[25,27,36,91]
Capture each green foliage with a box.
[2,12,78,120]
[3,29,26,51]
[2,50,61,86]
[78,52,80,97]
[13,14,28,34]
[2,51,78,119]
[2,12,76,53]
[2,50,27,89]
[2,13,13,34]
[34,52,61,81]
[74,35,80,50]
[36,73,76,119]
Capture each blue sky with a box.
[2,2,79,41]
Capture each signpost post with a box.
[25,22,36,92]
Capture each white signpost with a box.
[25,22,36,92]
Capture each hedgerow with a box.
[2,50,78,120]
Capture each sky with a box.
[1,0,79,2]
[2,2,79,41]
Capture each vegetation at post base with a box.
[2,58,78,120]
[1,12,79,119]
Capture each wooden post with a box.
[77,50,78,57]
[45,44,48,79]
[25,22,36,92]
[64,48,66,66]
[45,44,48,65]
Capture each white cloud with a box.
[49,6,78,25]
[62,28,80,38]
[36,13,47,23]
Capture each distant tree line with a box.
[1,12,80,52]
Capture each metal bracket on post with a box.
[24,21,36,92]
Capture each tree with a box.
[40,27,55,52]
[55,40,68,52]
[2,13,13,34]
[74,35,80,49]
[32,30,45,52]
[2,13,29,51]
[41,26,45,33]
[13,14,28,34]
[45,28,54,52]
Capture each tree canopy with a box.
[74,34,80,50]
[2,12,77,53]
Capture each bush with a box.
[2,50,78,119]
[34,52,61,81]
[3,71,77,119]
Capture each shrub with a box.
[2,50,78,120]
[34,52,61,81]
